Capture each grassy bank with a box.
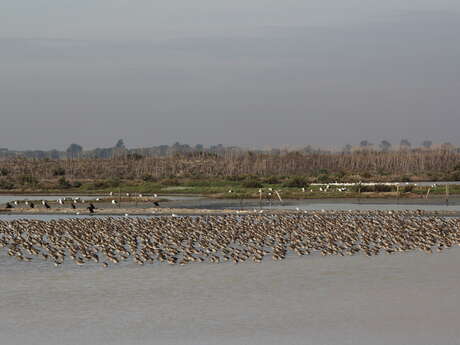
[1,176,459,200]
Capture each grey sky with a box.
[1,1,459,150]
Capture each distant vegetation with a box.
[1,139,460,197]
[0,139,458,160]
[0,146,459,196]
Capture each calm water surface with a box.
[1,195,460,344]
[1,249,460,345]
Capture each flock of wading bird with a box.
[3,193,161,214]
[0,210,459,268]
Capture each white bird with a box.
[58,199,64,205]
[126,193,130,197]
[153,194,158,198]
[171,213,177,217]
[112,200,118,205]
[139,194,143,198]
[228,190,233,193]
[109,192,113,196]
[124,213,129,217]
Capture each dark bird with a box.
[71,203,76,209]
[5,202,13,209]
[154,201,160,207]
[42,201,51,209]
[29,202,35,209]
[87,203,96,213]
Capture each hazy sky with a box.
[1,1,459,150]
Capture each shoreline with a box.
[1,207,460,217]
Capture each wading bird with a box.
[87,203,96,213]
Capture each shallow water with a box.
[0,194,201,204]
[0,194,106,206]
[1,249,460,345]
[267,202,460,212]
[172,197,460,212]
[0,214,157,221]
[1,193,460,221]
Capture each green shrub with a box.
[361,172,372,179]
[374,184,393,192]
[401,175,411,182]
[283,176,308,188]
[0,178,14,190]
[161,178,180,186]
[242,179,263,188]
[263,176,281,185]
[107,178,121,188]
[226,175,246,182]
[317,174,330,183]
[58,177,72,189]
[142,174,157,182]
[94,180,109,189]
[333,170,346,179]
[403,185,414,193]
[52,168,66,176]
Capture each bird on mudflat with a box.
[87,203,96,213]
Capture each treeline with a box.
[1,149,460,185]
[1,138,458,160]
[0,140,246,160]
